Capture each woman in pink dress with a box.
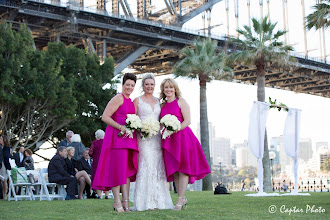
[92,73,138,213]
[160,78,211,211]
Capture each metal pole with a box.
[202,12,206,36]
[282,0,287,44]
[301,0,308,58]
[207,9,212,37]
[322,26,326,62]
[259,0,263,19]
[219,162,222,183]
[267,0,270,21]
[285,0,290,45]
[235,0,239,38]
[226,0,229,37]
[247,0,251,28]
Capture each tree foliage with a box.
[321,157,330,172]
[306,0,330,30]
[0,21,116,151]
[227,17,296,192]
[173,38,232,191]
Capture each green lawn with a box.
[0,191,329,219]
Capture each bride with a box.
[132,74,173,211]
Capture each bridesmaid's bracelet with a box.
[118,125,122,130]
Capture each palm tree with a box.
[173,38,232,191]
[306,0,329,30]
[227,17,296,192]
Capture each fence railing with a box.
[226,178,330,192]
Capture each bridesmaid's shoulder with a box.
[111,93,124,104]
[177,97,189,108]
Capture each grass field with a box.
[0,191,329,219]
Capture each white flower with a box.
[119,114,142,138]
[140,117,160,139]
[160,114,181,139]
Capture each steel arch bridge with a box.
[1,0,329,97]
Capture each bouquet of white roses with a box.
[160,114,181,139]
[140,117,160,139]
[118,114,142,138]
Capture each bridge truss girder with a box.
[1,0,329,98]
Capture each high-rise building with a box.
[197,122,215,162]
[299,138,313,162]
[212,137,231,167]
[233,141,256,168]
[236,147,249,168]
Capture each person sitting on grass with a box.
[48,147,77,200]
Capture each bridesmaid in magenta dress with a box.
[92,73,138,213]
[160,78,211,211]
[88,129,110,199]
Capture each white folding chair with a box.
[39,168,66,201]
[7,170,33,201]
[25,170,44,201]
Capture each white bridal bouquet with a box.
[140,117,160,139]
[160,114,181,139]
[118,114,142,138]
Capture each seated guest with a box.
[70,134,85,160]
[23,149,34,170]
[58,131,74,147]
[48,147,77,200]
[13,146,25,168]
[0,135,11,200]
[65,147,91,199]
[79,149,92,198]
[89,129,110,199]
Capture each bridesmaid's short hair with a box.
[141,73,155,91]
[159,78,182,102]
[122,73,137,85]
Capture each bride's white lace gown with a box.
[132,97,173,211]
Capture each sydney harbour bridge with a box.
[1,0,329,98]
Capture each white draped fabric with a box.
[247,101,270,194]
[282,108,310,196]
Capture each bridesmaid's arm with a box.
[133,97,139,114]
[178,98,191,130]
[102,94,126,133]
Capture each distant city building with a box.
[234,141,256,168]
[212,137,231,167]
[197,122,215,163]
[299,138,313,162]
[305,147,330,172]
[236,147,249,168]
[231,148,236,166]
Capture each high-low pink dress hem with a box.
[92,94,139,190]
[160,98,211,184]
